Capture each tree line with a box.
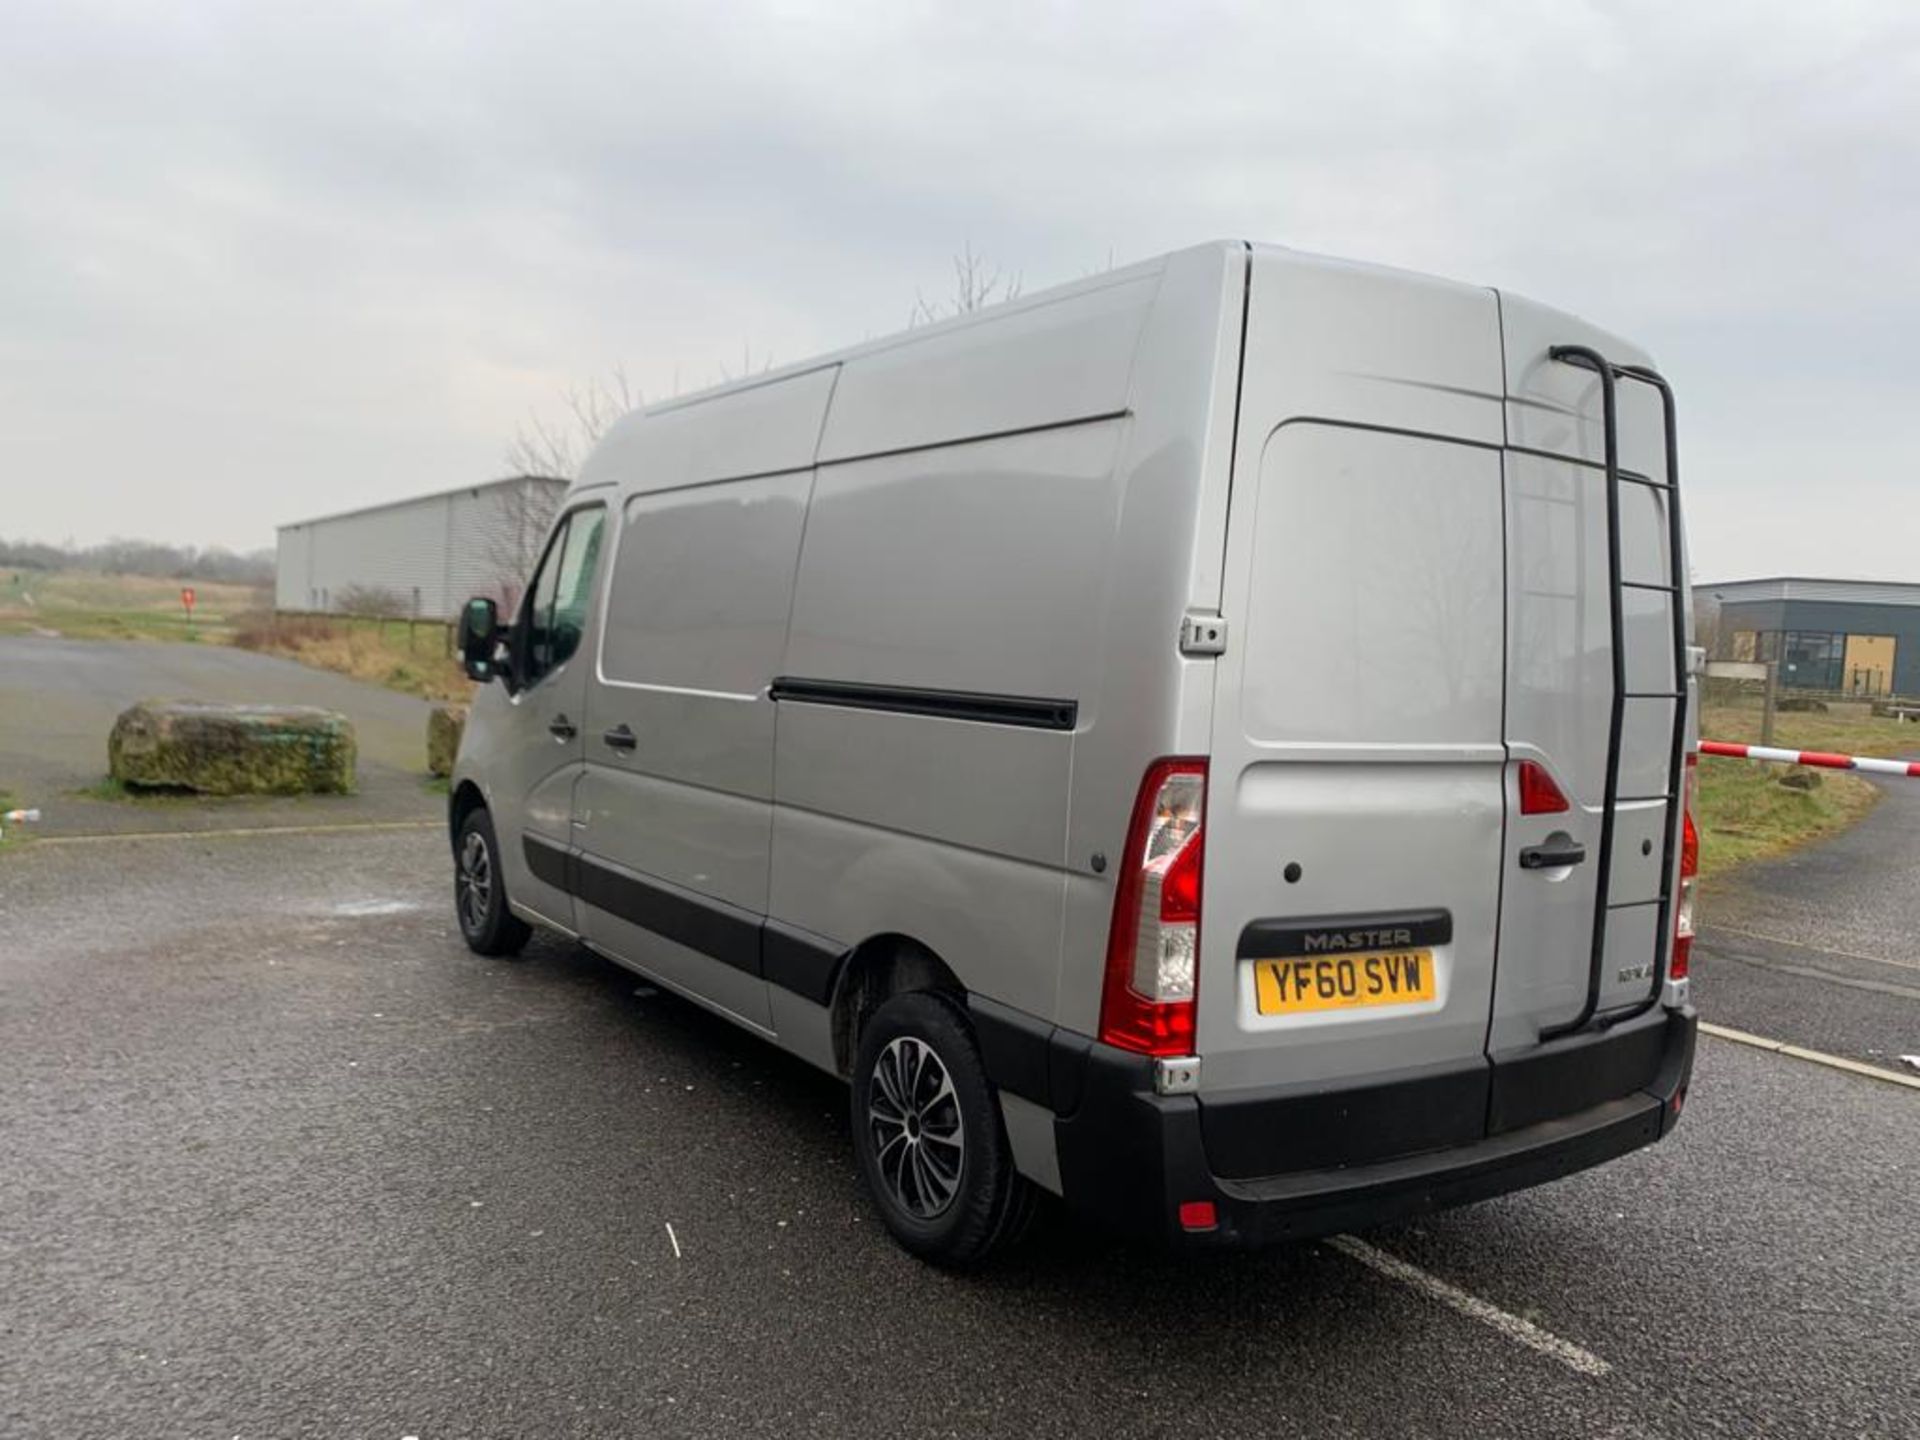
[0,536,274,585]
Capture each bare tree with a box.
[479,480,570,616]
[336,583,411,617]
[505,366,642,481]
[488,368,641,610]
[910,242,1023,327]
[1693,589,1725,659]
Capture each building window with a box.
[1780,631,1841,690]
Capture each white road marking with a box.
[666,1222,682,1259]
[33,820,441,846]
[1699,1021,1920,1091]
[1326,1234,1612,1378]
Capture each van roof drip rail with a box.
[1538,346,1687,1042]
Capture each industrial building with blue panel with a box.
[1703,578,1920,698]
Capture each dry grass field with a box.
[229,611,472,702]
[0,569,470,701]
[0,567,263,642]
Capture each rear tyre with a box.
[454,806,531,958]
[851,991,1034,1266]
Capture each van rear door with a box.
[1197,255,1511,1167]
[1489,296,1688,1054]
[1198,255,1689,1182]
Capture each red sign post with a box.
[181,587,196,620]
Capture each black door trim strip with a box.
[528,836,1085,1108]
[768,677,1077,732]
[574,855,763,977]
[525,834,846,1002]
[761,919,844,1006]
[524,833,574,892]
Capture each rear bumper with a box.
[1047,1005,1696,1248]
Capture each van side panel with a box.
[785,422,1129,702]
[580,365,839,494]
[815,273,1157,464]
[771,419,1132,1021]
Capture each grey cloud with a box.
[1,0,1915,579]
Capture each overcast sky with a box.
[3,0,1915,580]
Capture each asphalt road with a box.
[2,825,1912,1439]
[1698,762,1920,1074]
[0,635,439,836]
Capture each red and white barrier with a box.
[1699,741,1920,777]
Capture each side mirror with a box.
[457,597,501,683]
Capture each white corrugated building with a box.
[275,476,568,619]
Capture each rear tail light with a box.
[1100,758,1207,1057]
[1517,760,1571,815]
[1672,753,1699,982]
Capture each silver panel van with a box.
[448,241,1699,1264]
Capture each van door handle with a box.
[548,714,578,741]
[602,723,637,751]
[1519,840,1586,870]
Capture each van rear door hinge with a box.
[1179,613,1228,657]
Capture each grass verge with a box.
[1695,700,1914,882]
[231,612,473,703]
[1693,762,1877,882]
[70,776,206,805]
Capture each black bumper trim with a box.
[1488,1004,1673,1133]
[1200,1055,1489,1178]
[1210,1093,1667,1244]
[1050,1006,1697,1247]
[968,996,1055,1108]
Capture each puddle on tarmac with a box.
[330,898,421,917]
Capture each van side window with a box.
[548,507,606,668]
[521,504,606,686]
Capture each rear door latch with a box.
[1179,613,1227,657]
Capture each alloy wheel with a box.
[457,829,492,935]
[867,1035,966,1219]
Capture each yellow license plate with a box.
[1253,950,1436,1015]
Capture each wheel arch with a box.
[828,934,965,1077]
[449,779,487,853]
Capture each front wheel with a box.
[851,992,1033,1266]
[454,807,531,958]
